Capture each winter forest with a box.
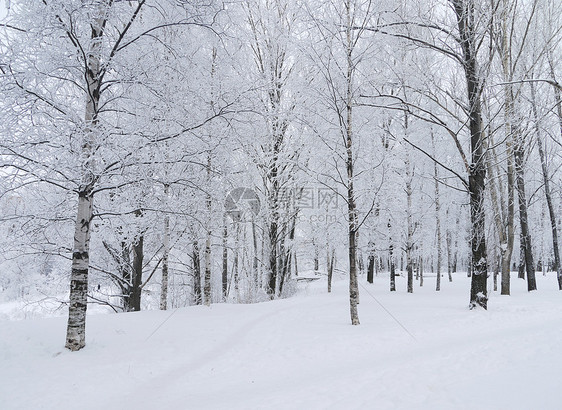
[1,0,561,408]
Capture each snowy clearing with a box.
[1,273,561,410]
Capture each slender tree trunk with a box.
[65,9,105,350]
[268,219,278,297]
[328,249,335,293]
[204,226,212,305]
[433,133,442,291]
[496,0,517,295]
[515,148,537,291]
[518,231,525,279]
[252,219,260,287]
[452,218,458,274]
[531,81,562,289]
[192,240,202,305]
[547,51,562,139]
[367,246,375,284]
[120,241,133,312]
[494,254,499,292]
[345,2,359,325]
[405,120,414,294]
[130,235,144,311]
[160,199,170,310]
[313,239,319,271]
[446,227,453,282]
[487,139,514,295]
[389,220,396,291]
[222,219,228,300]
[204,157,212,306]
[234,226,240,301]
[419,256,424,287]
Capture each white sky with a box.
[0,2,7,21]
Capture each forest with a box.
[1,0,561,357]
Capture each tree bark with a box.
[328,249,335,293]
[222,219,228,300]
[389,220,396,292]
[514,148,537,291]
[452,0,489,309]
[160,186,170,310]
[531,81,562,289]
[65,7,105,350]
[345,1,359,325]
[160,209,170,310]
[433,132,442,291]
[404,115,414,294]
[367,245,375,284]
[192,240,202,305]
[130,235,144,312]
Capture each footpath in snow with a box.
[0,272,561,410]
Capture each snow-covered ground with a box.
[1,272,561,410]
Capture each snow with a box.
[1,273,561,410]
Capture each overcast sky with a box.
[0,1,7,20]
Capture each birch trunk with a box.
[446,226,453,282]
[389,220,396,292]
[531,81,562,289]
[204,159,212,306]
[433,132,442,291]
[327,249,335,293]
[419,256,424,287]
[405,148,414,294]
[160,186,170,310]
[222,219,228,300]
[192,240,202,305]
[345,1,359,325]
[65,7,105,351]
[159,216,170,310]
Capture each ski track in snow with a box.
[0,273,561,410]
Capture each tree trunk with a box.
[485,128,514,296]
[328,249,335,293]
[222,219,228,300]
[192,240,202,305]
[452,0,489,309]
[204,226,212,305]
[434,133,442,291]
[405,121,414,294]
[518,231,525,280]
[389,220,396,292]
[313,238,319,271]
[120,241,133,312]
[345,3,359,325]
[130,235,144,312]
[66,189,93,351]
[204,157,212,306]
[405,182,415,292]
[367,247,375,284]
[515,148,537,291]
[65,9,105,350]
[494,254,499,292]
[160,206,170,310]
[419,256,424,287]
[531,81,562,289]
[268,219,278,298]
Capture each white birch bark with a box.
[65,5,105,351]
